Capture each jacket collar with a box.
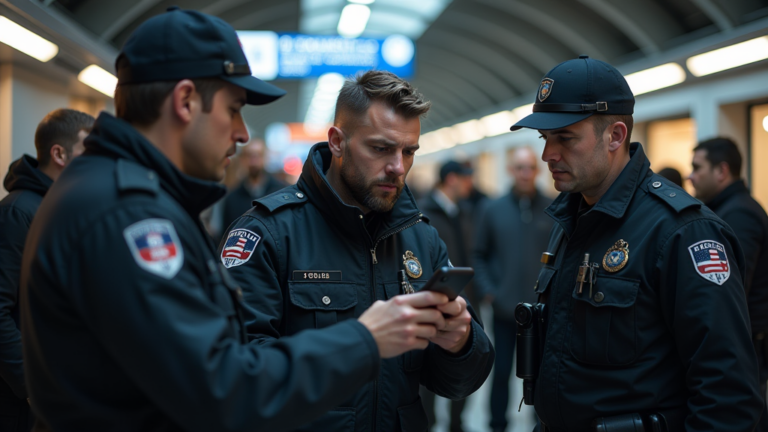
[3,155,52,196]
[545,142,650,236]
[84,112,225,217]
[297,143,422,238]
[706,179,749,211]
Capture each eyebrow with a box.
[235,98,246,107]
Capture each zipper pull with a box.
[370,249,378,264]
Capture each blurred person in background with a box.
[658,167,683,188]
[0,108,94,431]
[472,146,553,432]
[689,137,768,432]
[417,160,475,432]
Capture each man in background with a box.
[418,160,475,432]
[220,138,286,232]
[473,146,553,432]
[0,108,94,431]
[689,137,768,432]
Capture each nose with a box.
[386,152,406,177]
[233,114,249,144]
[541,139,559,164]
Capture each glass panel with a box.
[750,104,768,209]
[646,117,697,195]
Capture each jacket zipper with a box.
[364,212,422,432]
[369,214,423,264]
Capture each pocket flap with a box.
[535,267,557,295]
[288,282,358,311]
[572,276,639,308]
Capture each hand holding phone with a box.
[418,267,474,301]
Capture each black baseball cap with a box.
[511,55,634,131]
[439,160,473,182]
[116,6,286,105]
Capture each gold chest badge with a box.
[602,239,629,272]
[403,251,423,279]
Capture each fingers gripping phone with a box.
[418,267,474,301]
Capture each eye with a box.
[374,146,389,152]
[538,134,546,140]
[404,149,417,156]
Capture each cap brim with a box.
[510,111,593,131]
[221,74,286,105]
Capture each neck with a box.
[582,150,631,206]
[513,186,535,198]
[134,122,184,171]
[437,185,457,204]
[39,163,59,182]
[326,160,371,213]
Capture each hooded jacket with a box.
[0,155,52,399]
[221,143,494,432]
[21,113,380,432]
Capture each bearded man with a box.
[219,70,493,432]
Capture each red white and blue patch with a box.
[221,228,261,268]
[688,240,730,285]
[123,219,184,279]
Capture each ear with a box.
[714,161,730,181]
[327,126,346,158]
[49,144,68,168]
[170,79,197,125]
[606,121,628,152]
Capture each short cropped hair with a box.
[694,137,742,179]
[334,70,431,134]
[591,114,634,147]
[35,108,95,166]
[114,56,226,127]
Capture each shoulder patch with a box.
[115,159,159,196]
[688,240,730,285]
[123,219,183,279]
[221,228,261,268]
[254,186,307,213]
[647,177,700,214]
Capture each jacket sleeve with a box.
[217,214,283,345]
[75,210,380,432]
[421,227,495,400]
[0,207,28,399]
[470,202,496,300]
[718,209,764,296]
[657,218,762,432]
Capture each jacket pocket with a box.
[293,407,355,431]
[397,397,429,432]
[288,282,358,329]
[569,276,640,365]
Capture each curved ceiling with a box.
[40,0,768,135]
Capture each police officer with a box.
[510,56,763,431]
[21,8,454,431]
[220,70,495,431]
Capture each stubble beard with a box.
[340,144,404,213]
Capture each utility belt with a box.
[541,407,686,432]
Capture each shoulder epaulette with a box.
[254,186,308,213]
[115,159,159,196]
[646,175,701,213]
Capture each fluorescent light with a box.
[480,111,514,137]
[349,0,375,3]
[625,63,686,96]
[763,115,768,133]
[78,65,117,97]
[304,73,346,133]
[337,4,371,38]
[687,36,768,77]
[0,16,58,62]
[453,120,484,144]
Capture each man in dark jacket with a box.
[417,160,475,432]
[472,146,553,432]
[689,137,768,432]
[220,138,287,234]
[221,70,494,432]
[21,9,456,432]
[0,108,94,430]
[512,56,761,431]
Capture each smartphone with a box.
[419,267,474,301]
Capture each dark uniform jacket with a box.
[0,155,51,400]
[473,190,553,319]
[221,174,287,233]
[706,179,768,334]
[20,114,381,432]
[221,143,494,432]
[534,143,762,432]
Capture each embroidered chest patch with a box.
[123,219,184,279]
[688,240,730,285]
[221,228,261,268]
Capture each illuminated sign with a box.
[237,31,415,80]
